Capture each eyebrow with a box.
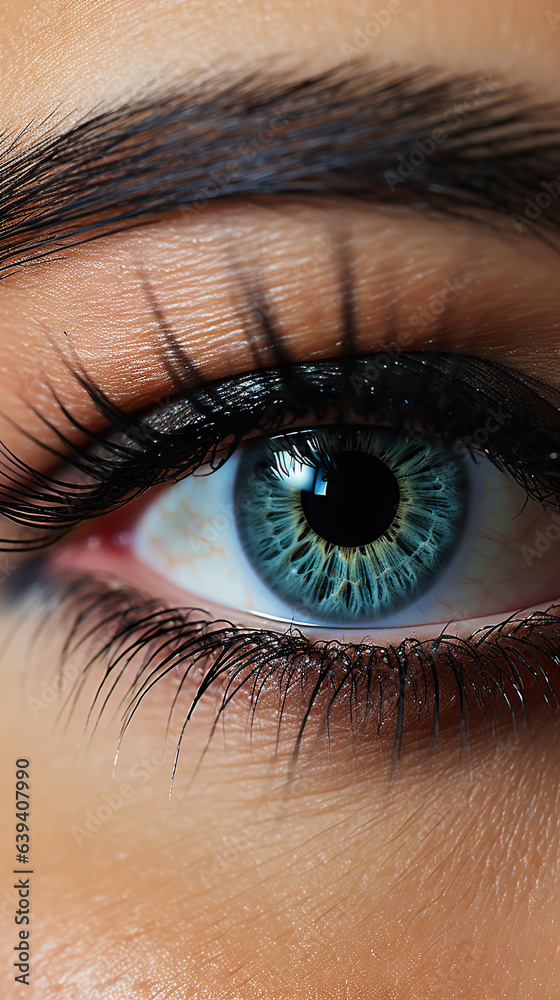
[0,63,559,278]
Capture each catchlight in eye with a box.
[232,428,468,623]
[132,422,560,631]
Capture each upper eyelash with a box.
[2,348,560,552]
[5,321,559,782]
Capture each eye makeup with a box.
[1,180,560,783]
[3,339,560,776]
[2,350,560,550]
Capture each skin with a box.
[0,1,559,998]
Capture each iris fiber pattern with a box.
[234,427,468,623]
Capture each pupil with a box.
[300,451,400,547]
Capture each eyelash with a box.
[3,345,560,549]
[5,323,560,781]
[24,569,560,781]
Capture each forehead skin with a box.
[0,0,559,125]
[0,3,559,1000]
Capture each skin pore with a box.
[0,2,560,999]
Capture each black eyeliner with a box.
[1,351,560,552]
[5,346,560,772]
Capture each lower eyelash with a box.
[14,568,560,787]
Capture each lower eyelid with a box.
[45,535,560,646]
[16,561,560,777]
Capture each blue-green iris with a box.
[234,427,468,623]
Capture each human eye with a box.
[128,358,558,634]
[7,328,560,767]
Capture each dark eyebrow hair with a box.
[1,63,559,278]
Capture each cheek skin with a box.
[0,603,560,999]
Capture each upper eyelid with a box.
[3,198,560,433]
[1,349,560,555]
[0,228,559,538]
